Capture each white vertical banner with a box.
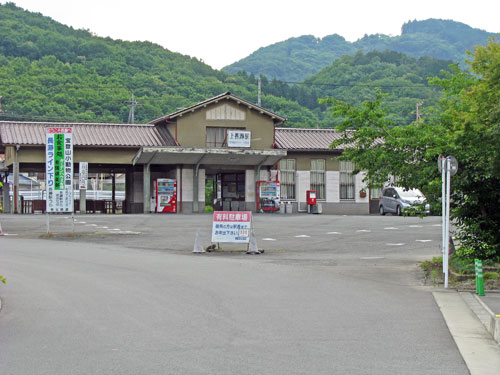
[79,162,88,190]
[46,127,73,213]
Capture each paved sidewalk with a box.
[434,291,500,375]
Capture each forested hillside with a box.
[0,3,458,128]
[223,19,495,82]
[0,3,318,125]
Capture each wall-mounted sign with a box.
[79,162,88,190]
[46,127,73,213]
[212,211,251,243]
[227,130,251,148]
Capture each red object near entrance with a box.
[306,190,317,206]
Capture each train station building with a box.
[0,92,378,215]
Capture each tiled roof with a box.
[0,121,177,147]
[274,127,352,151]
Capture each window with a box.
[279,159,296,200]
[206,127,245,148]
[340,160,355,200]
[310,159,325,200]
[206,127,227,148]
[370,186,382,199]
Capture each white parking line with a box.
[327,232,342,234]
[409,225,423,228]
[356,230,371,233]
[432,224,442,227]
[85,224,98,227]
[416,240,432,243]
[107,228,121,231]
[360,256,385,260]
[386,243,405,246]
[384,227,398,230]
[262,238,276,241]
[294,235,310,238]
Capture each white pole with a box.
[441,157,446,275]
[444,157,451,288]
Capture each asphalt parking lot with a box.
[2,213,472,375]
[0,212,442,257]
[1,212,443,286]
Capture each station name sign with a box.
[227,130,251,148]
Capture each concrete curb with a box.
[471,293,500,344]
[459,292,500,344]
[433,291,500,375]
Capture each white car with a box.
[379,187,430,216]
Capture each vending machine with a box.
[256,181,280,212]
[154,178,177,213]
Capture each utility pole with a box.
[0,96,3,113]
[257,76,262,107]
[126,93,139,124]
[416,101,423,121]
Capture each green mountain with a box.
[223,19,496,82]
[0,4,459,129]
[0,2,318,126]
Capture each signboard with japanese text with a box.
[46,127,73,213]
[227,130,251,148]
[78,162,88,190]
[211,211,251,243]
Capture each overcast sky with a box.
[4,0,500,69]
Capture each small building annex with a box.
[0,92,379,215]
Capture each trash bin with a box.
[285,202,293,214]
[280,202,285,214]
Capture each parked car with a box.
[379,187,430,216]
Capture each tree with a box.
[321,37,500,260]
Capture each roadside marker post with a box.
[0,222,4,236]
[475,259,485,296]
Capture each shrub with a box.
[484,272,499,281]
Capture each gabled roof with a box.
[0,121,177,147]
[274,127,349,151]
[149,92,287,124]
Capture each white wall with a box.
[296,171,310,205]
[326,171,340,202]
[182,167,193,202]
[245,169,255,203]
[355,172,369,203]
[198,168,205,203]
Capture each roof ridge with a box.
[0,121,155,127]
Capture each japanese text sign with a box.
[227,130,251,148]
[46,127,73,213]
[79,162,88,190]
[211,211,251,243]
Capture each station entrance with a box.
[205,171,246,211]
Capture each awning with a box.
[132,146,287,166]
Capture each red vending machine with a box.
[155,178,177,213]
